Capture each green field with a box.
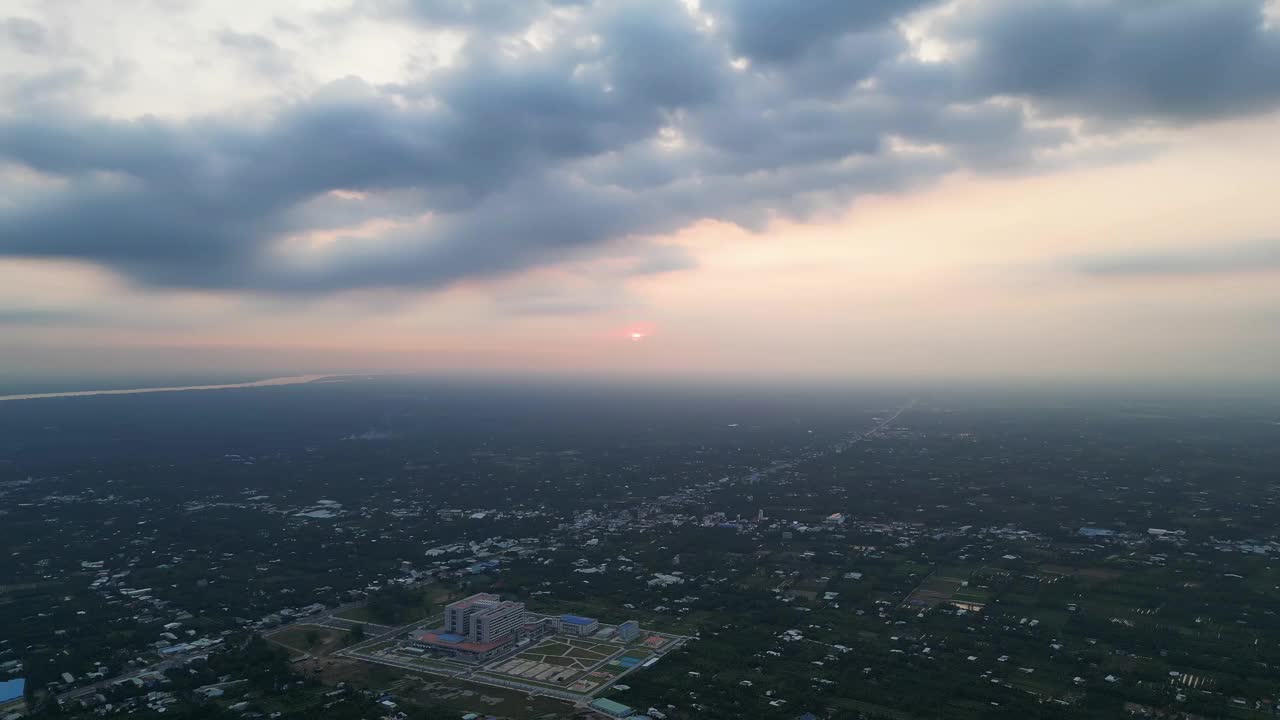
[267,623,347,658]
[335,587,457,625]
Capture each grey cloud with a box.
[597,1,726,109]
[1070,240,1280,278]
[0,66,90,108]
[269,173,672,293]
[2,0,1280,300]
[771,29,908,99]
[2,17,50,54]
[272,17,303,34]
[216,29,293,77]
[0,307,92,326]
[371,0,568,32]
[703,0,936,64]
[0,304,218,330]
[941,0,1280,123]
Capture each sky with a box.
[2,0,1280,383]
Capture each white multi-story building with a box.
[445,593,526,643]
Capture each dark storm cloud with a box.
[1070,240,1280,278]
[1,0,1279,296]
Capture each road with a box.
[57,649,207,703]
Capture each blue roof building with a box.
[559,614,600,636]
[0,678,25,704]
[618,619,640,641]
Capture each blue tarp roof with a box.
[0,679,25,703]
[560,614,596,625]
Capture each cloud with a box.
[372,0,563,32]
[703,0,936,64]
[216,29,293,78]
[0,66,90,108]
[0,0,1278,300]
[0,307,92,326]
[2,16,51,54]
[1069,240,1280,278]
[939,0,1280,123]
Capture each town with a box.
[3,380,1280,719]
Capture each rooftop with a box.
[561,614,597,625]
[449,592,502,610]
[414,629,510,653]
[588,697,632,716]
[0,679,25,704]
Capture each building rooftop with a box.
[414,629,509,653]
[588,697,632,716]
[0,679,25,704]
[561,614,597,625]
[449,592,502,609]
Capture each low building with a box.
[0,679,26,717]
[412,630,516,664]
[588,698,633,718]
[559,614,599,636]
[618,620,640,641]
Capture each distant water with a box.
[0,374,333,402]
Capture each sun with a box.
[621,322,655,342]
